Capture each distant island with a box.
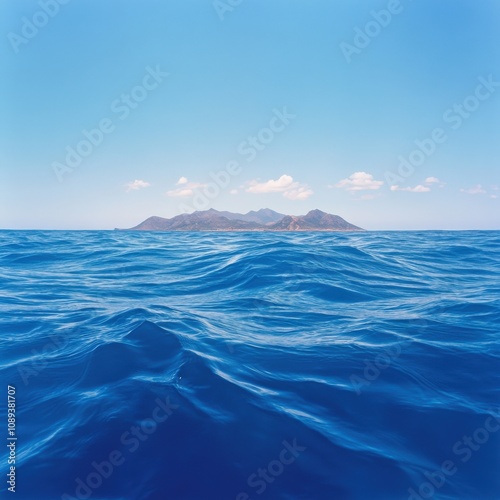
[121,209,363,231]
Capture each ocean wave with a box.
[0,230,499,499]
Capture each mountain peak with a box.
[125,209,362,231]
[306,209,327,216]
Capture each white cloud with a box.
[390,177,445,193]
[424,176,446,188]
[334,172,384,192]
[125,179,151,192]
[167,188,194,197]
[246,174,313,200]
[246,174,294,193]
[460,184,487,195]
[230,189,238,195]
[390,184,431,193]
[425,177,440,184]
[283,186,314,200]
[166,178,206,197]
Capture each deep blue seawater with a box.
[1,230,499,500]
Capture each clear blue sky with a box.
[1,0,499,229]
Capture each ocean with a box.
[1,230,499,500]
